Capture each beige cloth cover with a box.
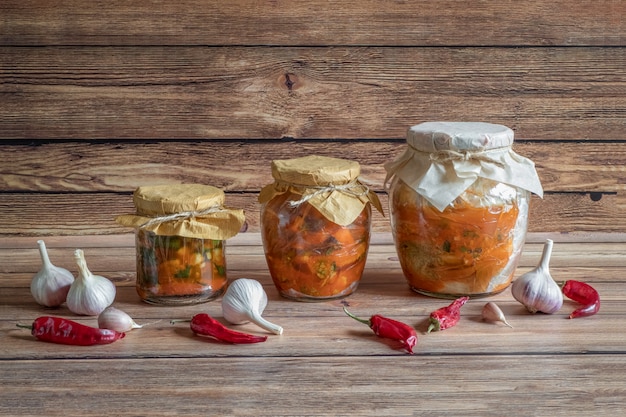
[116,184,245,240]
[384,122,543,211]
[259,155,383,226]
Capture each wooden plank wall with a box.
[1,0,625,237]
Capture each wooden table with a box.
[1,233,625,416]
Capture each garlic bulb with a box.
[66,249,116,316]
[30,240,75,307]
[511,239,563,314]
[222,278,283,335]
[98,306,143,332]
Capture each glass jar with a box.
[259,155,383,301]
[134,230,227,304]
[116,184,245,305]
[385,122,543,298]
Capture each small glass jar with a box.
[385,122,543,298]
[259,155,383,301]
[134,230,227,304]
[116,184,245,305]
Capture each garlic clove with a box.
[30,240,75,307]
[98,306,143,332]
[511,239,563,314]
[222,278,283,335]
[66,249,116,316]
[482,302,513,328]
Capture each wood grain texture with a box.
[1,356,625,417]
[1,235,625,416]
[2,0,624,46]
[1,139,625,235]
[2,46,624,140]
[1,2,625,239]
[1,140,625,193]
[0,2,625,414]
[2,190,625,235]
[2,233,625,278]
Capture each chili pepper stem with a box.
[426,323,436,333]
[16,323,32,330]
[343,306,371,326]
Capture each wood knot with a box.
[279,73,298,91]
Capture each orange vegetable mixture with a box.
[136,230,227,303]
[261,191,371,299]
[391,181,520,297]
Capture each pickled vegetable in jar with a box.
[259,155,384,301]
[384,122,543,298]
[116,184,245,305]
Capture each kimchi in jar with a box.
[259,155,383,301]
[116,184,245,305]
[384,122,543,298]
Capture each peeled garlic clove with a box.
[30,240,75,307]
[66,249,116,316]
[511,239,563,314]
[482,302,513,328]
[98,306,143,332]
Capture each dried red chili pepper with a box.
[16,316,125,346]
[427,296,469,333]
[343,307,417,354]
[173,313,268,344]
[561,280,600,319]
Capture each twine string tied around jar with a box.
[138,206,226,229]
[422,146,508,168]
[283,180,371,208]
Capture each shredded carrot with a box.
[392,181,520,296]
[262,191,370,299]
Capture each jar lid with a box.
[115,184,245,240]
[270,155,360,186]
[385,122,543,211]
[407,121,514,152]
[259,155,383,226]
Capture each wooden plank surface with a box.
[2,46,624,140]
[2,141,625,192]
[2,139,625,235]
[1,191,625,235]
[0,234,625,416]
[2,356,625,417]
[2,0,624,46]
[1,2,624,240]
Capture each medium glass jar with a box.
[385,122,543,298]
[259,155,383,301]
[116,184,245,305]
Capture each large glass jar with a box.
[116,184,245,305]
[385,122,543,298]
[259,155,383,301]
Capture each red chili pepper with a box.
[427,296,469,333]
[176,313,268,344]
[16,316,125,346]
[561,280,600,319]
[343,307,417,354]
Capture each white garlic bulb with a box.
[222,278,283,335]
[30,240,75,307]
[511,239,563,314]
[98,306,143,332]
[66,249,116,316]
